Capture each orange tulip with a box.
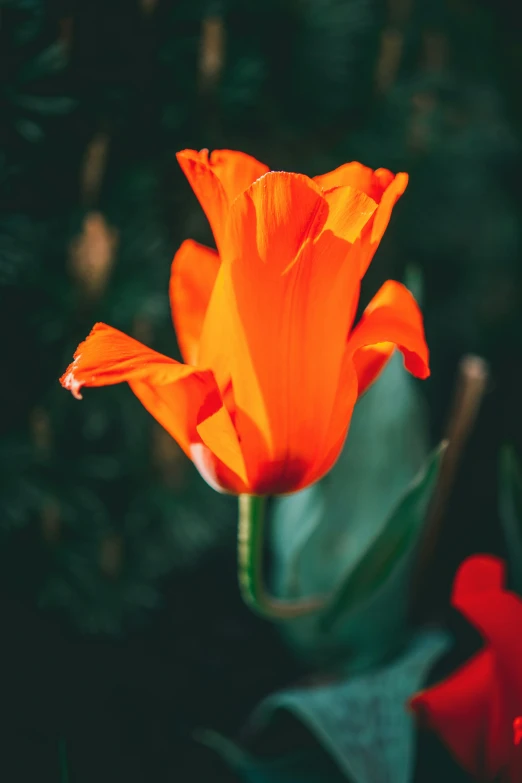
[60,149,429,495]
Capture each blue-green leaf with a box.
[249,630,450,783]
[321,443,444,631]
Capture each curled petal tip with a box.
[396,171,409,191]
[60,349,87,399]
[176,148,199,159]
[60,366,84,399]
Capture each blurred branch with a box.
[375,29,404,95]
[199,15,225,93]
[422,29,448,73]
[81,133,110,207]
[58,16,73,52]
[411,354,489,609]
[68,212,118,302]
[375,0,413,94]
[140,0,159,14]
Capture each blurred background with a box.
[1,0,521,781]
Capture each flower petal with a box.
[346,280,429,396]
[60,323,198,395]
[450,556,522,777]
[370,171,408,246]
[176,149,268,253]
[412,555,522,782]
[201,148,269,201]
[315,164,408,277]
[197,262,234,391]
[222,172,366,493]
[60,323,247,486]
[314,162,395,201]
[170,238,220,365]
[410,651,494,778]
[321,185,378,242]
[451,561,522,667]
[452,555,506,601]
[452,580,522,711]
[299,353,359,489]
[194,405,248,494]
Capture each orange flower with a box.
[60,149,429,495]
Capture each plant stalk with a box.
[238,494,324,620]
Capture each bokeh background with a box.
[1,0,521,781]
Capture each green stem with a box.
[238,494,324,620]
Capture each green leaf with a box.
[321,443,444,630]
[270,350,438,670]
[249,630,450,783]
[199,630,450,783]
[499,445,522,592]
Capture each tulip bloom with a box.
[61,149,429,495]
[410,555,522,782]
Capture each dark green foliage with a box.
[0,0,521,780]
